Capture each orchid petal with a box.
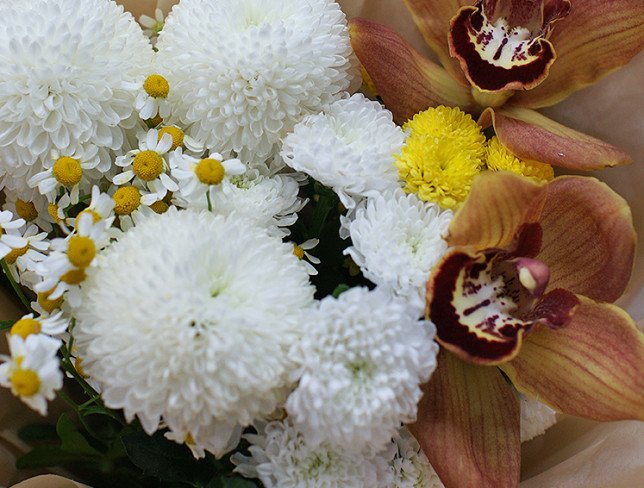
[512,0,644,108]
[349,18,475,124]
[501,297,644,421]
[537,176,636,302]
[447,171,546,250]
[479,107,632,169]
[402,0,471,85]
[410,351,520,488]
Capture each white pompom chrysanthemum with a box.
[286,287,438,454]
[233,420,383,488]
[281,93,404,208]
[156,0,356,162]
[520,394,558,442]
[73,208,315,457]
[345,191,452,312]
[0,0,153,196]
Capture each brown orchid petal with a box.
[448,4,561,92]
[479,107,632,169]
[448,171,546,250]
[512,0,644,108]
[348,18,475,123]
[501,297,644,421]
[410,351,520,488]
[537,176,636,302]
[402,0,471,85]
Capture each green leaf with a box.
[0,320,13,331]
[56,413,101,456]
[18,423,58,443]
[331,284,350,298]
[16,446,82,469]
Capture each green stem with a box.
[206,190,213,212]
[1,259,32,311]
[0,320,13,331]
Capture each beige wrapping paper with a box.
[2,1,642,486]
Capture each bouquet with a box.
[0,0,642,487]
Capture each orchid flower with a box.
[409,171,644,487]
[349,0,643,170]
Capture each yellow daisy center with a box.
[394,106,486,209]
[10,368,40,397]
[293,245,305,260]
[5,245,28,265]
[48,203,61,223]
[195,158,225,185]
[133,150,164,181]
[67,235,96,268]
[61,268,87,285]
[75,209,102,227]
[113,186,142,216]
[158,126,184,150]
[15,199,38,221]
[149,200,169,214]
[485,136,554,182]
[53,157,83,187]
[74,356,88,378]
[10,318,42,339]
[143,74,170,98]
[38,289,64,313]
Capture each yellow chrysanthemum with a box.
[394,106,486,209]
[485,137,554,182]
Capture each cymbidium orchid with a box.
[349,0,643,170]
[411,171,644,488]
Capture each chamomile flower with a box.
[292,239,321,275]
[281,94,404,208]
[73,208,315,457]
[139,9,166,46]
[0,211,27,260]
[0,333,63,415]
[344,191,452,312]
[9,312,69,340]
[157,0,357,163]
[520,394,558,442]
[171,150,246,202]
[32,288,65,316]
[233,419,382,488]
[3,224,49,287]
[70,186,116,229]
[136,74,172,120]
[3,190,53,232]
[287,287,438,454]
[113,129,178,204]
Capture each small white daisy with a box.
[345,190,453,312]
[135,74,172,120]
[8,312,69,340]
[0,333,63,415]
[0,210,27,259]
[232,419,382,488]
[68,186,116,230]
[286,287,439,454]
[520,394,558,442]
[139,9,166,46]
[3,189,53,232]
[281,93,405,209]
[3,224,49,287]
[292,239,321,275]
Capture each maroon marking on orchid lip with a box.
[527,288,579,328]
[449,7,556,92]
[509,223,543,258]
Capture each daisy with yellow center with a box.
[35,288,65,315]
[10,312,68,340]
[485,137,555,182]
[3,224,49,288]
[0,333,63,415]
[69,186,115,230]
[171,150,246,204]
[113,129,179,206]
[0,210,27,261]
[394,106,486,209]
[292,238,321,275]
[2,190,54,233]
[136,74,172,121]
[157,125,204,153]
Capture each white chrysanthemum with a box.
[287,287,438,454]
[0,0,153,195]
[157,0,357,162]
[233,420,382,488]
[520,394,558,442]
[73,209,315,457]
[181,169,306,237]
[345,191,452,312]
[281,94,404,208]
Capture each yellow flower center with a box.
[133,150,164,181]
[38,289,64,313]
[143,74,170,98]
[10,368,40,397]
[61,268,87,285]
[5,245,28,264]
[15,199,38,221]
[75,209,102,227]
[485,136,554,182]
[53,157,83,187]
[158,126,184,150]
[394,106,486,209]
[293,245,305,260]
[195,158,225,185]
[149,200,169,214]
[10,318,42,339]
[67,235,96,268]
[113,186,141,216]
[48,203,61,223]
